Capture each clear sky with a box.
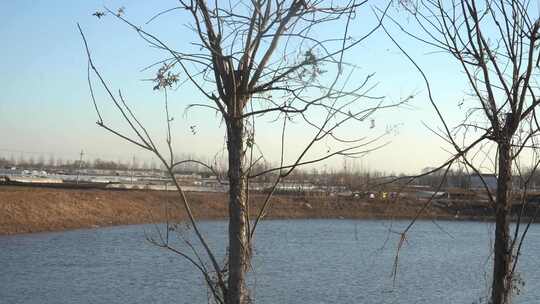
[0,0,475,174]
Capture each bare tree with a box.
[79,1,400,303]
[385,1,540,303]
[47,154,56,168]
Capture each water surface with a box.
[1,219,539,303]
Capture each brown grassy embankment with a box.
[0,186,477,235]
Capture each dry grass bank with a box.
[0,186,460,235]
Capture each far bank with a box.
[0,185,525,235]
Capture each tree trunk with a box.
[226,116,250,304]
[492,141,513,304]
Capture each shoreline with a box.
[0,185,509,235]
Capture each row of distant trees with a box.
[0,155,149,171]
[6,153,540,190]
[0,152,400,187]
[0,153,221,172]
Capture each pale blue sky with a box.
[0,1,473,174]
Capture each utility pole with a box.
[76,150,84,184]
[130,155,135,184]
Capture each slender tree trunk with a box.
[492,141,513,304]
[226,115,250,304]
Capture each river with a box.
[1,219,539,303]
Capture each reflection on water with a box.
[1,219,539,304]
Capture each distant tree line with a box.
[4,153,539,192]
